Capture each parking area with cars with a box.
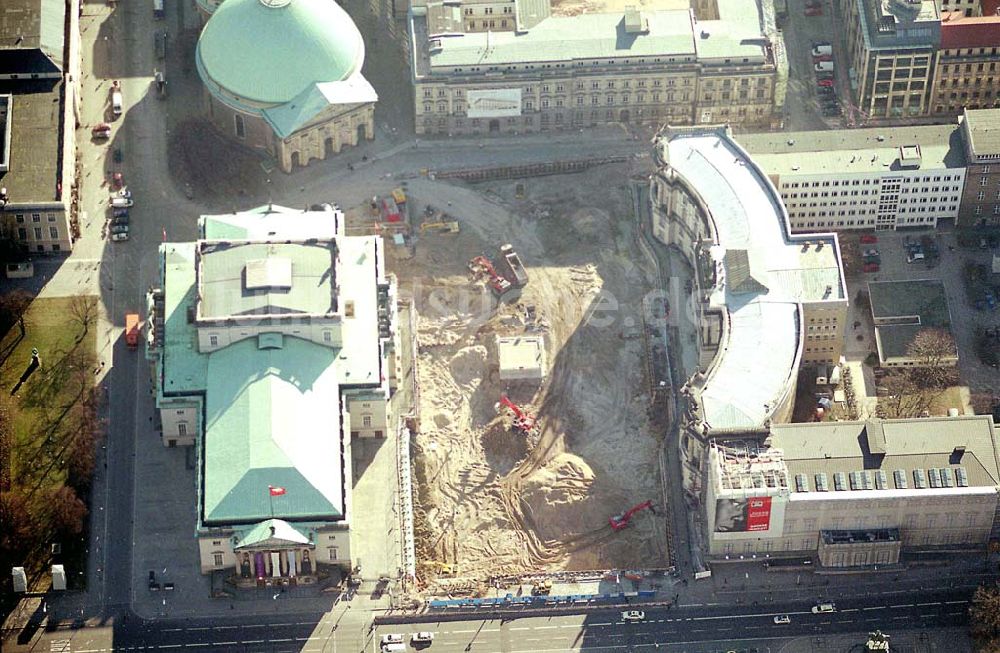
[839,228,1000,406]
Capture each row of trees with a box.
[0,290,101,597]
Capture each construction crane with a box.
[609,500,655,531]
[468,256,512,296]
[496,394,536,434]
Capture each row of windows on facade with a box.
[421,105,766,126]
[782,176,963,189]
[939,48,1000,59]
[803,345,837,353]
[423,76,767,98]
[436,53,764,74]
[786,512,984,531]
[718,530,981,554]
[784,188,962,199]
[16,226,61,241]
[791,215,955,227]
[462,5,513,15]
[936,74,998,87]
[421,91,771,113]
[13,212,59,223]
[787,202,959,212]
[876,56,931,68]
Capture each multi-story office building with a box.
[0,0,77,254]
[409,0,785,135]
[651,126,848,442]
[841,0,940,118]
[738,126,967,232]
[705,416,1000,564]
[929,9,1000,116]
[958,107,1000,226]
[145,204,401,582]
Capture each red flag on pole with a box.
[268,485,286,496]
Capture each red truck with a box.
[381,197,402,223]
[125,313,140,349]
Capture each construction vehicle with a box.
[125,312,140,349]
[496,394,536,434]
[420,220,460,234]
[469,256,512,296]
[530,579,552,596]
[391,187,407,207]
[609,500,654,531]
[496,243,528,288]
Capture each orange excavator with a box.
[610,500,655,531]
[496,394,536,435]
[469,255,512,296]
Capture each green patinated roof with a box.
[196,0,365,105]
[202,336,344,525]
[197,240,337,319]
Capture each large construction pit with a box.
[384,163,670,593]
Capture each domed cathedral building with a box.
[194,0,377,173]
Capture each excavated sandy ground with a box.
[388,163,668,589]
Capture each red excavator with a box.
[496,394,536,435]
[610,500,655,531]
[469,255,512,296]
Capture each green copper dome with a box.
[196,0,365,105]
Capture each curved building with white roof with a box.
[195,0,376,172]
[649,126,847,437]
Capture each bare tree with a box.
[0,289,32,337]
[67,294,100,341]
[0,394,15,492]
[877,328,957,419]
[970,583,1000,648]
[47,485,88,536]
[0,490,34,562]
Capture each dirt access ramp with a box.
[394,162,670,589]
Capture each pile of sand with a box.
[521,453,604,541]
[449,345,488,388]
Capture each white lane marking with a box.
[945,600,969,605]
[510,627,531,631]
[841,608,859,613]
[916,602,941,607]
[535,625,558,630]
[451,629,476,634]
[863,606,886,611]
[215,642,236,646]
[243,640,264,645]
[889,604,914,608]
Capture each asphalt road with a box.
[22,588,966,653]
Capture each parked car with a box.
[816,71,835,80]
[110,197,134,208]
[812,54,833,63]
[863,263,880,273]
[111,231,129,242]
[817,78,835,87]
[110,223,129,235]
[112,172,124,190]
[774,615,792,624]
[380,634,404,646]
[112,207,129,219]
[812,603,836,613]
[860,234,878,243]
[91,123,112,139]
[622,610,646,622]
[412,632,435,643]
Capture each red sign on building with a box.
[746,497,772,531]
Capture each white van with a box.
[812,44,833,56]
[814,61,834,72]
[381,644,406,653]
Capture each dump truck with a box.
[381,197,402,223]
[125,313,140,349]
[496,244,528,288]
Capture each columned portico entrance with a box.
[232,519,318,587]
